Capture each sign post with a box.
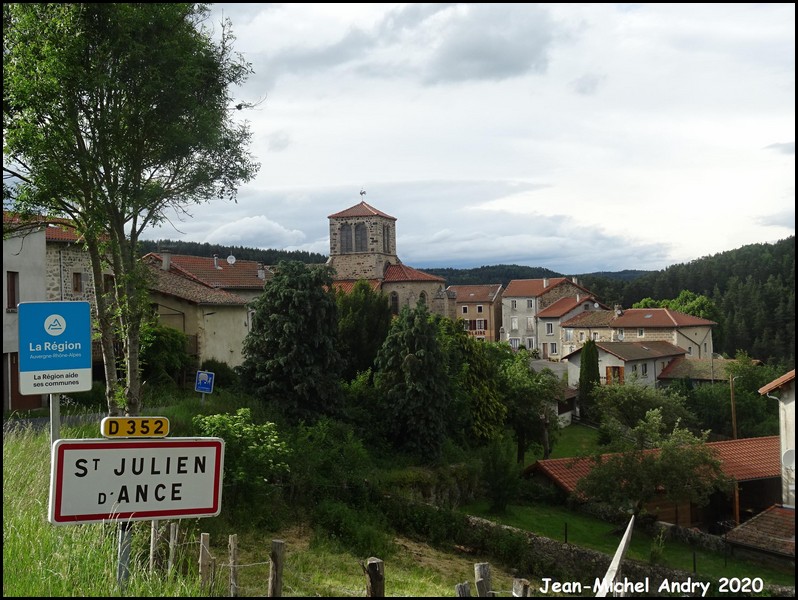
[18,301,92,444]
[194,370,215,404]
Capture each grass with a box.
[460,499,795,588]
[549,422,600,458]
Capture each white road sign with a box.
[49,438,225,525]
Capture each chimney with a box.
[543,278,549,287]
[257,262,266,280]
[614,304,623,316]
[213,254,221,270]
[572,276,578,285]
[161,250,171,271]
[577,293,581,302]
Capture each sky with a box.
[141,3,795,275]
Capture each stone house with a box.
[447,284,504,342]
[500,277,597,353]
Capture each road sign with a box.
[195,370,215,394]
[18,301,92,394]
[49,438,225,525]
[101,417,170,438]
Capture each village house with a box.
[447,284,504,342]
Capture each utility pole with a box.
[730,375,738,439]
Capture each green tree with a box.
[576,410,729,519]
[336,280,392,381]
[4,3,258,415]
[239,261,342,422]
[578,339,600,420]
[436,319,507,446]
[374,302,450,462]
[499,349,562,462]
[592,383,698,448]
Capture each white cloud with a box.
[141,3,795,274]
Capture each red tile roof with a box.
[759,369,796,395]
[328,201,396,220]
[658,356,738,382]
[612,308,717,327]
[143,256,249,306]
[383,263,444,283]
[725,505,795,557]
[148,253,271,291]
[331,279,383,294]
[447,284,503,303]
[531,436,780,495]
[537,296,606,318]
[504,277,571,297]
[561,309,615,328]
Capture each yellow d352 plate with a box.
[101,416,170,438]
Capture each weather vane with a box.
[360,189,366,197]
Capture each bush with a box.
[312,499,395,559]
[62,381,106,410]
[199,358,239,389]
[140,323,193,386]
[479,435,521,513]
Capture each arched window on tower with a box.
[383,225,390,253]
[340,224,352,253]
[390,292,400,315]
[419,291,427,306]
[355,223,367,251]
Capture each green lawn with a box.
[550,422,600,458]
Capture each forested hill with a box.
[137,239,327,265]
[141,235,794,368]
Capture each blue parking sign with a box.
[195,370,215,394]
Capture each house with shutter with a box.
[327,200,455,319]
[499,277,600,355]
[447,284,504,342]
[564,340,687,387]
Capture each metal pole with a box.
[730,376,738,439]
[50,393,61,446]
[118,521,133,589]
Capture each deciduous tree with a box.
[4,3,258,415]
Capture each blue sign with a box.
[18,301,92,394]
[195,370,215,394]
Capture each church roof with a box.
[328,201,396,220]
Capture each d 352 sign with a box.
[101,416,170,438]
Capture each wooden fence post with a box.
[455,581,471,596]
[474,562,492,597]
[268,539,285,597]
[363,557,384,597]
[168,522,178,576]
[229,534,239,597]
[512,578,530,597]
[199,532,211,590]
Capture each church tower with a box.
[327,200,399,280]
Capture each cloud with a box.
[764,142,795,155]
[201,216,306,249]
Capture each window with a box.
[618,328,624,338]
[340,224,352,253]
[546,323,553,335]
[641,363,648,377]
[462,306,468,314]
[510,316,518,330]
[476,319,486,330]
[419,292,427,306]
[592,332,599,341]
[637,328,644,337]
[564,329,573,341]
[526,316,534,329]
[390,292,399,315]
[509,338,520,350]
[511,299,517,309]
[631,364,638,374]
[6,271,19,310]
[103,274,115,294]
[463,320,471,331]
[550,343,557,355]
[354,223,367,251]
[579,332,585,342]
[687,346,692,355]
[72,272,85,293]
[383,224,390,253]
[526,338,535,350]
[527,299,534,309]
[584,303,590,310]
[477,305,483,313]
